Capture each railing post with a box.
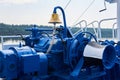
[112,23,117,40]
[98,18,117,40]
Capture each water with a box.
[0,40,24,50]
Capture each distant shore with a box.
[0,23,114,38]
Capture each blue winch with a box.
[0,6,118,80]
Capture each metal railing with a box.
[73,20,88,36]
[112,23,117,40]
[72,18,117,41]
[98,18,117,40]
[86,21,99,39]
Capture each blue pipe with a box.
[53,6,67,38]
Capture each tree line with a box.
[0,23,113,38]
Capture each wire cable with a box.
[64,0,72,10]
[72,0,96,26]
[59,0,72,16]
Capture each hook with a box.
[99,1,107,12]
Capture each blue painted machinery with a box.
[0,6,118,80]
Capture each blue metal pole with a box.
[53,6,67,38]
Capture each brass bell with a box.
[49,13,62,24]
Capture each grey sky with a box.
[0,0,116,26]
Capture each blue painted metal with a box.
[0,6,119,80]
[53,6,68,38]
[0,46,48,80]
[98,40,120,80]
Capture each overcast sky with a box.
[0,0,117,26]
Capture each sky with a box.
[0,0,117,27]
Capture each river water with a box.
[0,40,24,50]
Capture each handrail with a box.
[87,21,99,39]
[73,20,99,37]
[73,18,117,40]
[73,20,87,35]
[76,20,87,31]
[112,23,117,40]
[98,18,117,40]
[75,20,87,27]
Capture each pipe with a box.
[53,6,67,38]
